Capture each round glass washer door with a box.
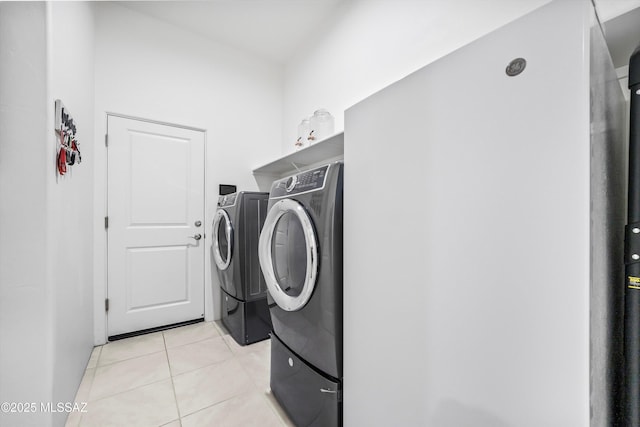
[258,199,318,312]
[212,209,233,270]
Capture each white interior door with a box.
[107,115,205,337]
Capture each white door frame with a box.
[95,112,211,344]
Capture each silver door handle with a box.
[320,388,338,394]
[189,234,202,241]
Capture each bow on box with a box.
[55,99,81,176]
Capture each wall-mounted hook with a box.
[54,99,81,176]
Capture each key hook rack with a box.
[55,99,81,176]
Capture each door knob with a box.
[195,220,202,227]
[190,234,202,241]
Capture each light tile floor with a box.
[65,321,295,427]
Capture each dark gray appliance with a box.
[212,191,271,345]
[258,162,343,427]
[624,43,640,426]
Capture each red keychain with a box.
[57,147,67,175]
[57,130,67,175]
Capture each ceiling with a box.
[119,0,640,66]
[603,5,640,68]
[119,0,346,64]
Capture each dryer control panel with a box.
[271,165,329,198]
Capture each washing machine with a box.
[258,162,343,427]
[212,191,272,345]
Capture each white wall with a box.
[282,0,551,154]
[48,3,96,427]
[0,2,95,427]
[93,3,283,343]
[0,3,52,426]
[344,0,623,425]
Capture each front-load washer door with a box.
[259,199,318,312]
[212,209,233,271]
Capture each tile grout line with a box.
[84,342,173,418]
[74,346,102,427]
[75,323,286,427]
[164,331,183,426]
[89,348,171,401]
[236,352,267,391]
[218,332,289,426]
[96,332,166,368]
[262,393,291,427]
[86,376,173,406]
[166,331,238,378]
[179,388,257,424]
[164,322,222,350]
[171,323,261,421]
[96,349,165,368]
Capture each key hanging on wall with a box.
[54,99,81,176]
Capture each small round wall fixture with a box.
[506,58,527,77]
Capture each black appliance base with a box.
[221,291,271,346]
[270,332,342,427]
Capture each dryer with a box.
[258,162,343,427]
[212,191,271,345]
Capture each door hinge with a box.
[105,134,108,147]
[105,298,109,312]
[104,216,109,229]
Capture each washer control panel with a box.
[271,165,329,197]
[218,193,237,207]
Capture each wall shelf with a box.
[253,132,344,191]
